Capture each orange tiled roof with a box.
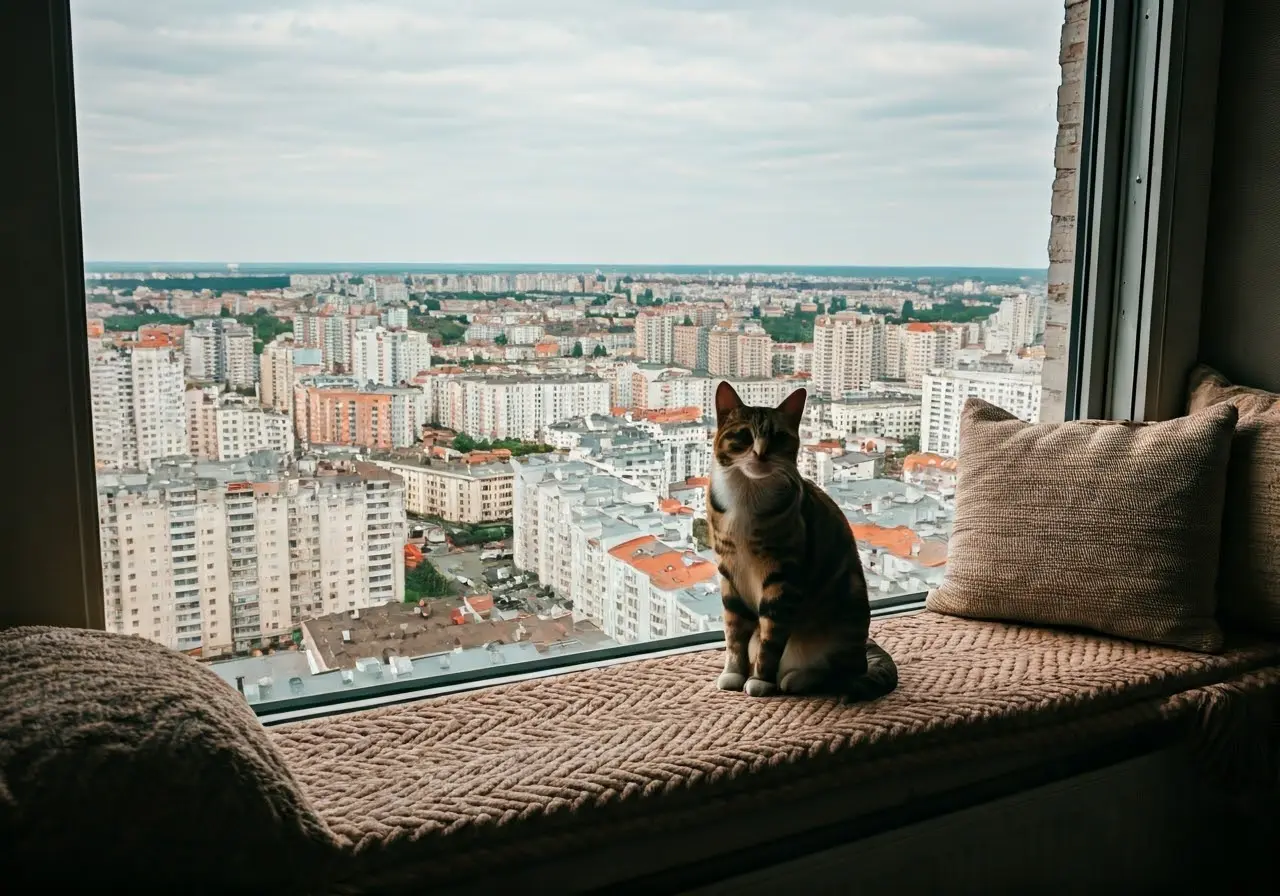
[850,523,947,568]
[905,322,934,333]
[658,498,695,515]
[902,452,958,473]
[608,536,717,591]
[632,406,702,424]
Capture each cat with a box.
[706,381,898,700]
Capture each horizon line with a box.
[84,260,1049,271]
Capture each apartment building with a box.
[369,456,513,522]
[830,393,922,441]
[186,387,295,461]
[921,368,1043,457]
[293,310,379,373]
[895,323,962,388]
[89,334,187,471]
[185,318,257,389]
[772,342,814,375]
[708,326,773,378]
[97,455,405,657]
[380,305,409,329]
[296,376,427,450]
[435,375,610,441]
[673,324,709,370]
[351,327,432,386]
[635,311,676,364]
[987,292,1048,351]
[812,313,885,397]
[604,536,719,643]
[511,456,717,643]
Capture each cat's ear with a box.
[776,388,807,431]
[715,381,743,425]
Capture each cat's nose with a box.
[753,439,767,457]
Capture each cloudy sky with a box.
[70,0,1063,267]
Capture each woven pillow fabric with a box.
[0,626,338,890]
[926,398,1237,653]
[1187,363,1280,635]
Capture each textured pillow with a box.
[1187,364,1280,635]
[0,626,338,890]
[926,398,1238,653]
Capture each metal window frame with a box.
[1070,0,1224,423]
[0,0,1218,710]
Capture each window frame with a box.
[3,0,1217,716]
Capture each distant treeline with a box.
[87,276,292,292]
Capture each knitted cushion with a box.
[926,398,1237,652]
[0,626,337,890]
[1188,364,1280,634]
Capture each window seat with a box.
[269,611,1280,894]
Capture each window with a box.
[16,0,1201,717]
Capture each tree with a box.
[751,307,760,319]
[423,298,441,311]
[901,299,915,319]
[592,344,607,357]
[572,341,584,358]
[219,306,232,318]
[452,433,477,453]
[692,518,712,552]
[404,558,453,600]
[900,434,921,455]
[815,302,826,315]
[683,315,693,326]
[495,334,508,346]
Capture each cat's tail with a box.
[843,638,898,702]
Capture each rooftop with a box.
[301,599,613,672]
[608,536,718,591]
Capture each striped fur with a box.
[706,382,897,701]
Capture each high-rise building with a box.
[673,324,709,370]
[186,388,295,461]
[351,327,432,386]
[293,311,379,373]
[830,394,922,441]
[369,456,513,523]
[636,312,676,364]
[812,314,885,397]
[772,342,814,375]
[989,293,1048,350]
[184,318,257,389]
[921,369,1042,457]
[898,323,962,388]
[380,305,409,329]
[736,330,773,378]
[259,337,295,413]
[97,456,406,657]
[89,333,188,471]
[708,326,773,378]
[511,456,720,643]
[297,378,427,450]
[436,375,611,441]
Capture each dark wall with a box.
[1200,0,1280,390]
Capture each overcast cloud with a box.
[70,0,1063,267]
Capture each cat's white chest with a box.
[710,465,746,530]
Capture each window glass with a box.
[71,0,1073,710]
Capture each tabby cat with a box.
[707,382,897,700]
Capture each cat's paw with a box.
[716,672,747,691]
[744,677,778,698]
[779,669,824,695]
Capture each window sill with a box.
[268,611,1280,893]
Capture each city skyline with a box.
[70,0,1061,267]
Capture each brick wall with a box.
[1040,0,1090,423]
